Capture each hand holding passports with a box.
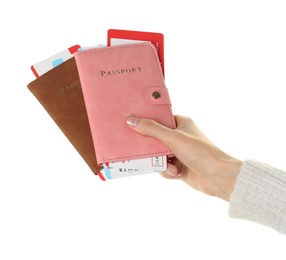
[27,30,175,180]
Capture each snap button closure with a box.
[152,91,161,99]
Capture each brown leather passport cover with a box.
[27,58,102,174]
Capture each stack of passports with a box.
[27,43,175,179]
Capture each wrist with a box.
[214,157,242,201]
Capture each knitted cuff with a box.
[229,159,286,234]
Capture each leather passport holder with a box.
[27,58,102,175]
[74,43,176,165]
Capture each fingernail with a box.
[126,117,138,127]
[165,169,177,177]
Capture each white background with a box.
[1,0,285,259]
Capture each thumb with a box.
[126,116,175,145]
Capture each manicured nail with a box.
[126,117,138,127]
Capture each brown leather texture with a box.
[27,58,102,175]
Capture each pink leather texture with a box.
[75,43,176,164]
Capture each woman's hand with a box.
[126,115,242,201]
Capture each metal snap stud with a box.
[152,91,161,99]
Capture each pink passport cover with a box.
[74,43,176,164]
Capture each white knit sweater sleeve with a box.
[229,159,286,234]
